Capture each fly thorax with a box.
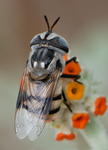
[28,48,65,79]
[27,48,55,79]
[46,52,66,75]
[31,48,55,70]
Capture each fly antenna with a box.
[44,15,60,31]
[44,15,50,31]
[51,17,60,30]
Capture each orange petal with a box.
[63,54,68,61]
[56,133,66,141]
[67,82,84,100]
[94,97,107,116]
[65,133,76,140]
[56,133,76,141]
[72,113,89,129]
[63,61,81,75]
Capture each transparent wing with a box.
[14,65,61,141]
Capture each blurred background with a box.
[0,0,108,150]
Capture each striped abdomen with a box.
[47,78,63,120]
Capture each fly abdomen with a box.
[47,94,62,120]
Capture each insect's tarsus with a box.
[61,74,80,79]
[62,90,72,113]
[66,56,77,64]
[74,79,83,84]
[61,74,82,84]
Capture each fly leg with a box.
[62,90,72,113]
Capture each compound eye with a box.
[49,36,69,53]
[30,34,41,47]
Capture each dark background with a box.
[0,1,108,150]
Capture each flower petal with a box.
[65,133,76,140]
[63,54,68,61]
[72,113,89,129]
[55,133,66,141]
[63,61,81,75]
[55,132,76,141]
[67,82,84,100]
[94,97,107,116]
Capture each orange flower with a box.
[63,54,68,61]
[63,61,81,75]
[72,113,89,129]
[67,82,84,100]
[56,132,75,141]
[94,97,107,116]
[63,53,81,75]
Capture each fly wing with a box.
[14,64,61,141]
